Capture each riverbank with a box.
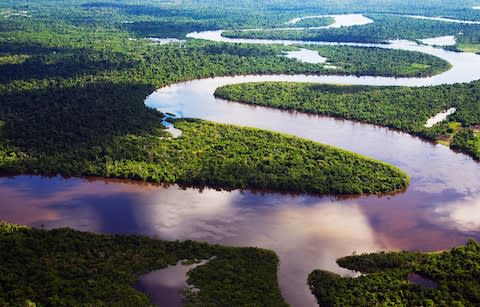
[308,240,480,306]
[214,81,480,160]
[0,222,288,306]
[0,119,409,195]
[3,3,480,306]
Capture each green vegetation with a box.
[308,240,480,306]
[451,129,480,160]
[308,45,450,77]
[0,0,421,195]
[0,16,450,79]
[215,81,480,159]
[455,42,480,53]
[436,121,462,146]
[0,2,411,195]
[223,14,480,50]
[0,54,29,65]
[184,248,287,306]
[287,17,334,28]
[2,0,480,305]
[0,222,287,306]
[0,117,409,195]
[5,0,478,36]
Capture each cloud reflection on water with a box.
[2,175,480,306]
[434,196,480,234]
[135,187,384,306]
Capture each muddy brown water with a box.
[3,14,480,307]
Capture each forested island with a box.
[3,222,480,307]
[0,223,288,306]
[215,82,480,160]
[308,240,480,306]
[223,14,480,53]
[286,45,451,77]
[285,16,334,28]
[0,0,422,195]
[2,0,480,306]
[0,114,410,195]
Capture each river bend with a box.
[3,14,480,307]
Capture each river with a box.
[2,14,480,307]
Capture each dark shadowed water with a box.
[2,172,480,306]
[135,259,212,305]
[3,14,480,307]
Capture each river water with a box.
[2,14,480,307]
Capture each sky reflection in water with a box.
[4,13,480,307]
[2,175,480,306]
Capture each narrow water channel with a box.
[3,14,480,307]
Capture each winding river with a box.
[3,14,480,307]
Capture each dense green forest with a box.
[451,129,480,160]
[2,0,480,306]
[0,0,443,195]
[223,14,480,52]
[286,16,334,28]
[3,0,480,42]
[308,240,480,306]
[0,222,288,306]
[0,116,409,195]
[0,15,451,78]
[0,8,411,195]
[303,45,450,77]
[3,0,480,30]
[215,82,480,160]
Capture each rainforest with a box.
[215,81,480,159]
[1,0,480,306]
